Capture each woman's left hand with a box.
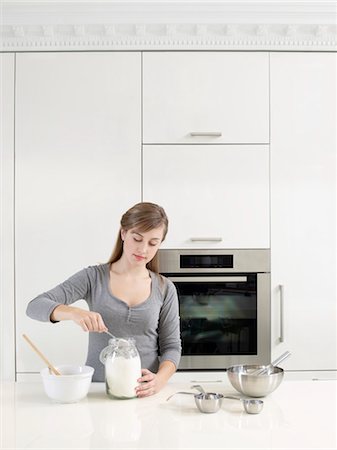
[135,369,163,398]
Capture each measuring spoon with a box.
[104,330,129,344]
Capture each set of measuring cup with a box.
[166,384,263,414]
[166,352,291,414]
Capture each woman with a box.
[26,202,181,397]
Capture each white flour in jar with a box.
[105,355,141,398]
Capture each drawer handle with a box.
[190,132,222,137]
[190,237,222,242]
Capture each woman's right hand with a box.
[50,305,108,333]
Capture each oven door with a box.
[167,273,270,369]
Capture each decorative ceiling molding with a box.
[1,2,337,51]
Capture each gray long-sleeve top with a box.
[26,264,181,381]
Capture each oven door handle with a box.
[168,276,248,282]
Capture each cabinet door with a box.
[143,145,269,249]
[270,53,336,370]
[0,53,15,380]
[16,52,141,373]
[143,52,269,144]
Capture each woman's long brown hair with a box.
[108,202,168,273]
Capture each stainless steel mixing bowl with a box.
[227,365,284,397]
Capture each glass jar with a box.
[99,337,141,399]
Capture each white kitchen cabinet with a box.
[15,52,141,373]
[0,53,15,380]
[143,52,269,144]
[270,53,336,370]
[143,144,269,249]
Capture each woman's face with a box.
[121,225,165,266]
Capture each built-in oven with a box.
[159,249,270,370]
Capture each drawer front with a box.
[143,52,269,144]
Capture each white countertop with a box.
[1,372,336,450]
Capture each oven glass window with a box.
[173,275,257,356]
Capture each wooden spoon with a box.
[22,334,61,375]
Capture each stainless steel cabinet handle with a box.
[190,132,222,137]
[279,284,285,343]
[190,237,222,242]
[169,276,247,283]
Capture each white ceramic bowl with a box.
[40,364,94,403]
